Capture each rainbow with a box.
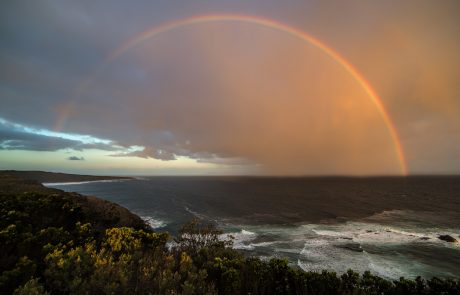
[74,14,408,175]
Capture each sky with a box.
[1,0,460,176]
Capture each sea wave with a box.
[297,228,417,279]
[141,216,168,229]
[221,211,459,279]
[184,206,209,219]
[309,223,459,247]
[296,214,460,278]
[227,229,258,250]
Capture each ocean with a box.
[45,176,460,280]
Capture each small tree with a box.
[174,219,232,255]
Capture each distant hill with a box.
[0,170,132,183]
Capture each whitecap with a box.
[141,216,167,229]
[228,229,258,250]
[184,206,208,219]
[241,229,256,235]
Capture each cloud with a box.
[67,156,84,161]
[0,117,125,153]
[73,23,406,175]
[110,146,176,161]
[0,126,83,152]
[196,157,253,166]
[0,23,415,175]
[1,1,460,174]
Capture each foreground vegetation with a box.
[1,174,459,294]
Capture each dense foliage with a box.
[1,191,460,294]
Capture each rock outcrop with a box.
[438,235,458,243]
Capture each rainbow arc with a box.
[69,14,408,175]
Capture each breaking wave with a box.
[141,216,168,229]
[220,210,460,279]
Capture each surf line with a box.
[67,14,408,175]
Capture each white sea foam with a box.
[43,179,130,186]
[228,226,306,251]
[298,244,408,279]
[241,229,256,235]
[229,229,258,250]
[295,215,460,278]
[298,239,367,273]
[250,241,279,247]
[184,206,208,219]
[222,210,459,279]
[141,216,167,229]
[297,230,408,278]
[312,229,351,238]
[308,221,459,247]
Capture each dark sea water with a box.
[45,176,460,279]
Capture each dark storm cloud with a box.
[75,142,122,152]
[0,121,82,151]
[110,147,176,161]
[0,118,121,152]
[67,156,84,161]
[0,131,80,152]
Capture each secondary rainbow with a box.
[75,14,408,175]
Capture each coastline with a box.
[2,170,460,293]
[42,178,132,186]
[47,175,460,280]
[0,171,148,231]
[0,170,133,184]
